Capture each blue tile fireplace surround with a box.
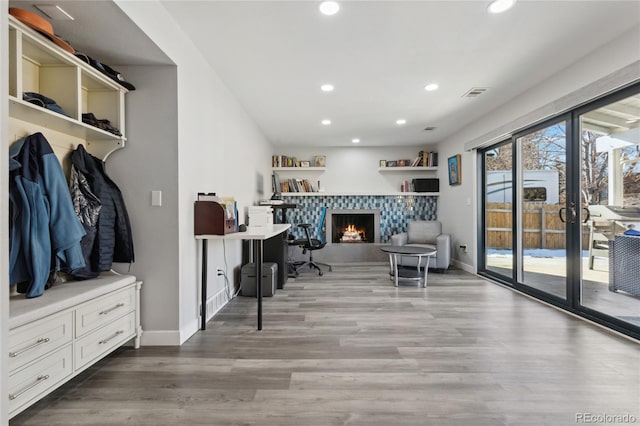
[282,195,438,243]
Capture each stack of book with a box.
[419,150,438,167]
[280,178,316,193]
[272,155,298,167]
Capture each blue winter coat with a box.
[9,133,86,298]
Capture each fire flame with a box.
[342,224,366,239]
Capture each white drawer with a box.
[75,286,134,337]
[9,311,73,373]
[75,311,136,371]
[8,345,73,417]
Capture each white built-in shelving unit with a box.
[7,15,142,419]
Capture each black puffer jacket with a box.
[69,145,134,277]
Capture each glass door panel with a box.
[484,143,514,279]
[579,93,640,326]
[516,121,568,300]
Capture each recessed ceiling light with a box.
[487,0,516,14]
[321,84,334,92]
[352,138,360,143]
[321,119,332,125]
[319,1,340,16]
[424,83,439,91]
[396,119,407,125]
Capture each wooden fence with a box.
[486,203,589,249]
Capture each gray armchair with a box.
[390,221,451,271]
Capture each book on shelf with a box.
[381,152,438,168]
[280,178,316,193]
[272,155,295,167]
[272,172,281,194]
[273,155,320,168]
[418,150,438,167]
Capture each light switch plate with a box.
[151,190,162,207]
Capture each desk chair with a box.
[292,207,332,276]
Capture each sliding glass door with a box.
[515,119,569,301]
[479,83,640,338]
[578,91,640,329]
[483,141,514,279]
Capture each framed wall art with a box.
[448,154,461,186]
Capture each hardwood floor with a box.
[11,264,640,425]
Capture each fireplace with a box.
[326,209,380,244]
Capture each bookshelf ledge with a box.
[377,167,437,172]
[273,167,325,171]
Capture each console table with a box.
[196,224,291,330]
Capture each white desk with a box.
[196,224,291,330]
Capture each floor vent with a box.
[463,87,489,98]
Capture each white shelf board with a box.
[10,96,126,143]
[378,167,437,172]
[273,167,325,172]
[280,192,439,197]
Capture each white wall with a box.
[114,1,273,344]
[1,6,9,425]
[277,146,438,194]
[438,25,640,273]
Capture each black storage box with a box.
[412,178,439,193]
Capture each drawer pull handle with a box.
[99,330,124,345]
[9,374,50,400]
[99,303,125,315]
[8,337,50,358]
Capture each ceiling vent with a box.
[423,126,436,131]
[463,87,489,98]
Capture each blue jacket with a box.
[9,133,86,298]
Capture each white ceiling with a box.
[8,1,640,148]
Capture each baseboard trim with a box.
[140,289,231,346]
[453,259,475,273]
[140,330,182,346]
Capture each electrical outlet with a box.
[459,244,468,253]
[217,268,224,276]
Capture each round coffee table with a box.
[380,245,437,287]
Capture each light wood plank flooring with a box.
[11,264,640,426]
